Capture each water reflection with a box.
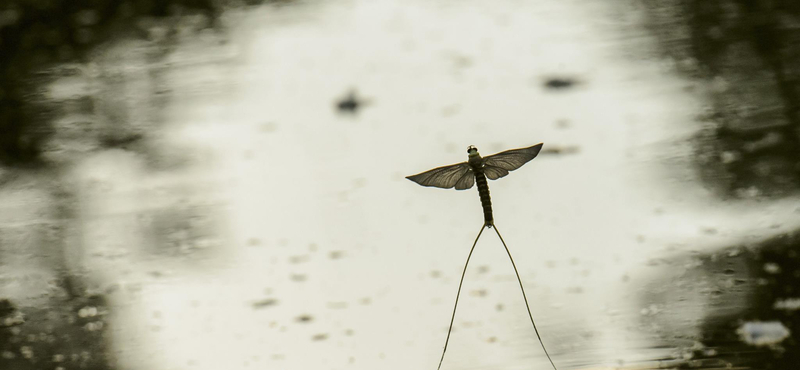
[1,1,800,370]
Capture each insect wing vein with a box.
[406,162,471,189]
[483,166,509,180]
[482,143,543,171]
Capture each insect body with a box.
[406,143,543,227]
[406,143,558,370]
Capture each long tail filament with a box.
[435,224,558,370]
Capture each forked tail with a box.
[436,224,558,370]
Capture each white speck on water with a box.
[763,263,781,274]
[78,306,98,318]
[737,321,790,347]
[773,298,800,311]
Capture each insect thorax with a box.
[468,155,483,170]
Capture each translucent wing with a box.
[454,170,475,190]
[482,143,543,180]
[483,166,509,180]
[406,162,473,190]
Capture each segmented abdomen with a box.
[474,171,493,226]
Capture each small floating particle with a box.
[540,145,580,155]
[336,90,368,114]
[764,263,781,274]
[543,77,578,89]
[312,333,328,341]
[295,314,313,323]
[252,299,278,309]
[289,255,310,264]
[470,289,488,297]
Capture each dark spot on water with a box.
[540,145,580,156]
[289,255,309,264]
[295,314,313,323]
[100,133,143,149]
[336,90,367,114]
[470,289,487,297]
[311,333,328,341]
[252,299,278,309]
[543,77,578,90]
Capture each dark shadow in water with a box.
[644,231,800,369]
[682,232,800,370]
[640,1,800,199]
[0,0,221,166]
[0,1,235,369]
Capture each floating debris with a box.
[311,333,328,341]
[543,77,579,90]
[737,321,790,347]
[289,255,310,264]
[470,289,487,297]
[539,145,580,156]
[295,314,313,323]
[336,90,368,114]
[252,299,278,309]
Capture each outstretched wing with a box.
[482,143,543,180]
[406,162,474,190]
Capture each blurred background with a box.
[1,0,800,369]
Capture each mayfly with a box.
[407,143,558,370]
